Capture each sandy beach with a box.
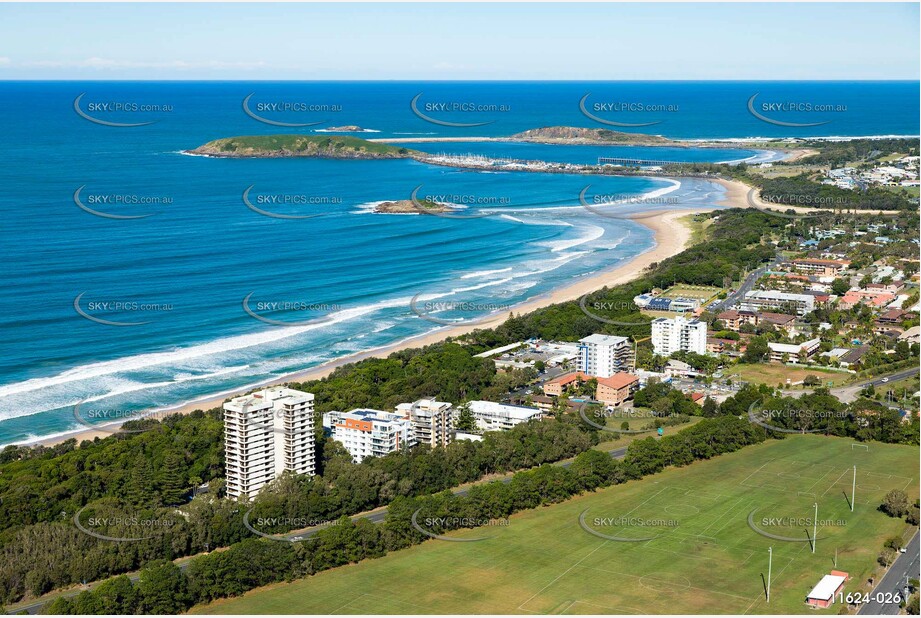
[28,205,713,448]
[714,177,901,215]
[34,175,897,449]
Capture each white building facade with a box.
[323,409,415,463]
[651,316,707,356]
[740,290,816,316]
[223,387,316,500]
[578,334,632,377]
[465,400,542,431]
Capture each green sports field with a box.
[192,436,918,615]
[662,284,723,302]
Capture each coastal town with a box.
[2,2,919,617]
[3,135,919,617]
[220,215,919,501]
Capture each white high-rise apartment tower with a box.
[223,387,315,500]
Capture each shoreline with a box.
[22,201,716,449]
[713,177,903,216]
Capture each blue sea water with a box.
[0,81,917,445]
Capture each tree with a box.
[881,490,910,519]
[454,403,476,432]
[625,438,665,476]
[136,560,190,614]
[92,575,139,614]
[126,454,155,506]
[158,452,188,506]
[742,336,770,363]
[831,278,850,295]
[702,397,719,417]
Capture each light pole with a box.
[767,546,773,603]
[812,503,818,554]
[851,465,856,512]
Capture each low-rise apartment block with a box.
[466,400,542,431]
[542,371,589,397]
[791,258,851,276]
[767,338,821,363]
[323,409,415,463]
[717,310,759,331]
[740,290,816,316]
[595,372,640,407]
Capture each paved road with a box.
[863,369,919,389]
[711,253,780,313]
[9,445,629,614]
[858,530,919,615]
[832,368,920,404]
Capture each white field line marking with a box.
[821,467,852,498]
[517,541,609,612]
[711,499,759,537]
[702,496,746,535]
[566,600,646,616]
[739,460,774,487]
[327,593,367,615]
[519,487,683,612]
[574,564,753,602]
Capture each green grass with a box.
[725,364,852,388]
[880,185,920,199]
[191,436,917,615]
[680,214,713,246]
[592,416,703,452]
[662,284,724,301]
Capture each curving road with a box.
[857,530,919,615]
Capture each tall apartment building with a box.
[322,409,415,463]
[740,290,816,316]
[578,333,632,377]
[651,316,708,356]
[395,399,453,448]
[223,387,315,500]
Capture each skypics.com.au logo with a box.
[410,93,510,127]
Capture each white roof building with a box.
[806,574,847,604]
[578,334,631,378]
[767,338,821,362]
[466,401,541,431]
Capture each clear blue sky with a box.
[1,3,918,80]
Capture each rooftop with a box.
[597,372,639,389]
[580,333,629,346]
[806,574,848,601]
[468,400,541,420]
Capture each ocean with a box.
[0,81,917,445]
